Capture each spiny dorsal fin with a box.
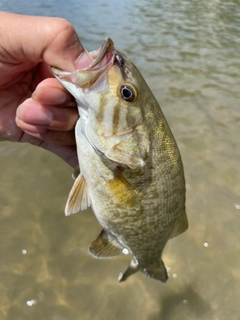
[170,211,188,238]
[65,173,91,216]
[89,229,123,259]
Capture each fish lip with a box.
[83,37,115,71]
[51,37,115,77]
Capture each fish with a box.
[51,37,188,282]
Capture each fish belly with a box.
[76,117,186,269]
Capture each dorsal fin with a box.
[65,173,91,216]
[89,229,123,258]
[170,211,188,238]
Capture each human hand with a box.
[0,12,87,167]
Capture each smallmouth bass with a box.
[52,38,188,282]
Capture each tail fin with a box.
[142,260,168,282]
[118,261,140,282]
[118,259,168,283]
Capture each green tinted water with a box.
[0,1,240,319]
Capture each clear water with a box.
[0,1,240,319]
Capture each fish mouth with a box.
[51,37,115,89]
[82,37,115,70]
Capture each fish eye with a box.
[120,84,137,102]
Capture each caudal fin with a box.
[118,259,168,283]
[118,260,140,282]
[142,260,168,282]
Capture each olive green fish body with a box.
[52,38,187,282]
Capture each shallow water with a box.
[0,1,240,319]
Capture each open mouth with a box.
[80,37,115,71]
[51,37,115,89]
[51,37,115,75]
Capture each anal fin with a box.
[89,229,123,259]
[65,173,91,216]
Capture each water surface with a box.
[0,1,240,319]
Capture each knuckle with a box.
[53,18,77,42]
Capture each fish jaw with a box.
[51,37,115,100]
[50,68,83,103]
[81,37,114,70]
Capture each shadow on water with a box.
[149,286,212,320]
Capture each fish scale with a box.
[51,37,188,282]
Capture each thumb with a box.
[0,12,83,71]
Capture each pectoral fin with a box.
[105,169,140,209]
[65,173,91,216]
[89,229,123,258]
